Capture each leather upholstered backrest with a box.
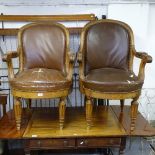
[84,21,131,74]
[19,23,68,74]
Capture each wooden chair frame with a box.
[0,14,96,130]
[78,19,152,131]
[3,22,75,130]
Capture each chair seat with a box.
[83,68,143,92]
[10,68,71,92]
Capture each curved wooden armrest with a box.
[2,51,19,79]
[134,51,152,81]
[2,51,19,62]
[135,52,152,63]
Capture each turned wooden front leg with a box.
[14,97,22,130]
[86,97,93,129]
[59,98,66,129]
[130,97,139,132]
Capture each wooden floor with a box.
[0,105,155,139]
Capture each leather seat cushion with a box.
[83,68,143,92]
[10,68,71,92]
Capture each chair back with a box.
[81,20,134,75]
[18,22,69,74]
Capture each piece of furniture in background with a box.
[3,22,75,130]
[0,93,7,116]
[0,77,7,116]
[0,77,8,155]
[78,19,152,131]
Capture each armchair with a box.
[3,22,75,130]
[78,19,152,130]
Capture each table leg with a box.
[119,137,126,155]
[24,149,31,155]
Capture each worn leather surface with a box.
[85,22,129,74]
[11,68,71,92]
[83,68,143,92]
[22,24,66,74]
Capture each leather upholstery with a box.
[83,68,143,92]
[11,68,71,92]
[22,24,66,74]
[85,22,129,74]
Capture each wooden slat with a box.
[0,14,96,22]
[0,28,18,36]
[0,27,82,36]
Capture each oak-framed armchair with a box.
[3,22,75,130]
[78,19,152,130]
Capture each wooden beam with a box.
[0,14,96,22]
[0,27,82,36]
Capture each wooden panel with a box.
[0,14,96,22]
[111,105,155,136]
[23,106,126,138]
[77,137,121,148]
[25,138,75,149]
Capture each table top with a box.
[0,105,155,139]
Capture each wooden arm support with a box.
[2,51,18,62]
[77,52,82,63]
[77,52,85,80]
[134,51,153,81]
[2,51,19,79]
[67,52,76,80]
[69,52,76,63]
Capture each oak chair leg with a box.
[86,97,93,129]
[130,97,139,132]
[59,98,66,130]
[14,97,22,130]
[120,99,125,113]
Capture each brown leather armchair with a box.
[3,22,75,130]
[78,19,152,130]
